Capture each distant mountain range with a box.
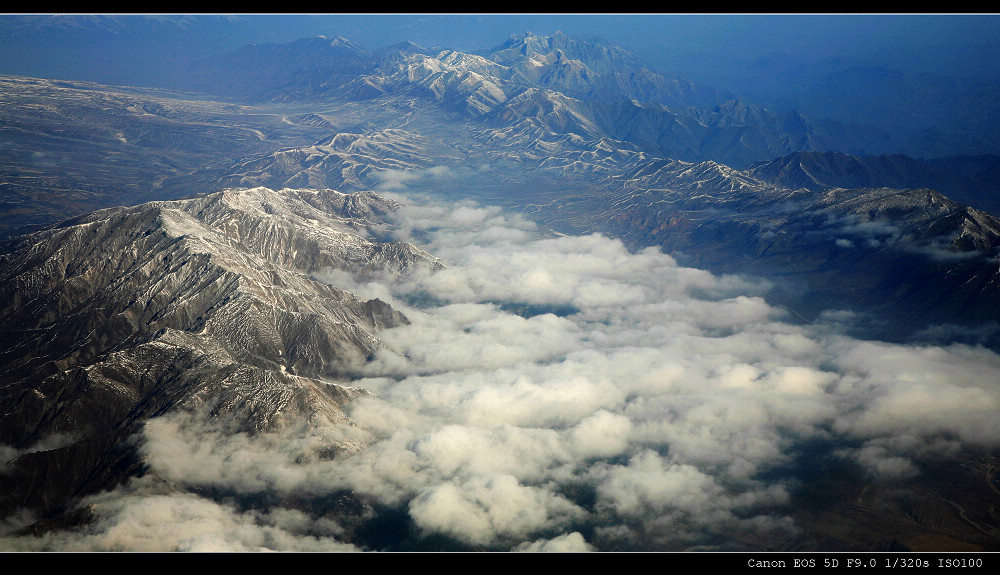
[171,32,914,168]
[6,15,1000,160]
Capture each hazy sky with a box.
[3,14,1000,84]
[225,14,1000,79]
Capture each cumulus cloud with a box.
[514,531,594,552]
[5,192,1000,551]
[376,165,455,190]
[0,476,359,552]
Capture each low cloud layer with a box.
[3,192,1000,551]
[375,165,455,190]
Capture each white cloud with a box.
[7,192,1000,551]
[376,165,455,190]
[408,474,584,546]
[514,531,594,552]
[0,477,359,552]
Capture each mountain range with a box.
[165,32,940,167]
[1,24,1000,551]
[0,186,434,520]
[748,151,1000,214]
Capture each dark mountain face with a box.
[600,184,1000,339]
[748,151,1000,214]
[725,55,1000,155]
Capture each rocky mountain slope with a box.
[748,150,1000,214]
[596,181,1000,338]
[0,186,437,519]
